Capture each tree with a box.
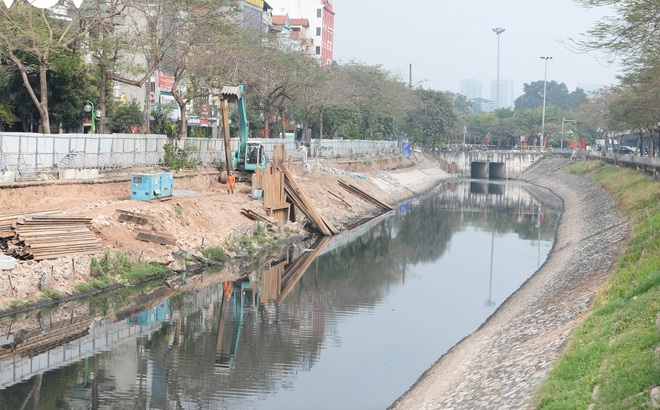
[571,0,660,64]
[514,81,587,112]
[109,100,143,133]
[0,2,88,132]
[402,87,456,150]
[340,62,412,140]
[0,64,15,130]
[161,0,240,139]
[48,51,95,132]
[319,102,362,139]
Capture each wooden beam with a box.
[279,164,336,236]
[338,180,393,211]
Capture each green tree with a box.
[402,88,456,149]
[514,81,587,112]
[318,102,362,139]
[109,100,143,133]
[0,3,87,132]
[48,52,95,132]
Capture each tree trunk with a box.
[11,52,50,133]
[38,61,50,133]
[319,107,324,140]
[264,110,270,138]
[99,70,109,134]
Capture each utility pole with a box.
[492,27,505,108]
[540,56,552,150]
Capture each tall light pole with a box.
[493,27,505,109]
[540,56,552,150]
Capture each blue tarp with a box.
[402,142,412,159]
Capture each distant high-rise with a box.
[460,79,482,100]
[490,80,514,108]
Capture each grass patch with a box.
[228,222,276,258]
[535,164,660,409]
[9,299,26,309]
[87,251,171,288]
[41,288,63,300]
[122,262,167,285]
[200,246,227,263]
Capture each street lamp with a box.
[493,27,505,109]
[561,118,576,149]
[84,100,102,134]
[540,56,552,150]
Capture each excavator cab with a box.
[244,142,266,171]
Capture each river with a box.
[0,180,560,409]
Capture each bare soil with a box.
[0,153,452,311]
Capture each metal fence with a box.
[0,133,168,178]
[0,132,402,180]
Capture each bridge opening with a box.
[470,162,488,179]
[489,162,506,179]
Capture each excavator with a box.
[219,85,267,182]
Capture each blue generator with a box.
[130,172,173,201]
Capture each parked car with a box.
[615,145,636,154]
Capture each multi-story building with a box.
[490,79,514,108]
[267,0,334,65]
[460,79,483,100]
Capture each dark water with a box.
[0,181,560,410]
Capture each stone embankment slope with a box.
[390,157,629,409]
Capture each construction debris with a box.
[240,208,276,225]
[280,163,337,236]
[116,209,151,225]
[338,180,393,212]
[134,228,176,246]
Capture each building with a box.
[267,0,335,65]
[460,79,482,100]
[472,98,496,113]
[490,79,514,108]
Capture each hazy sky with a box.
[331,0,621,100]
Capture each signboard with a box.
[244,0,264,8]
[158,72,175,91]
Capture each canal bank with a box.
[0,152,454,312]
[390,157,629,409]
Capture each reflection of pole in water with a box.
[537,205,542,268]
[486,228,496,307]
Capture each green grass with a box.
[228,222,276,257]
[535,164,660,409]
[87,251,170,288]
[199,246,227,263]
[9,299,26,309]
[122,262,167,285]
[41,288,63,300]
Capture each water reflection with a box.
[0,181,560,410]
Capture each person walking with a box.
[227,170,236,194]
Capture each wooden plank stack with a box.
[280,163,337,236]
[338,180,393,212]
[253,168,290,223]
[252,144,291,224]
[0,211,101,261]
